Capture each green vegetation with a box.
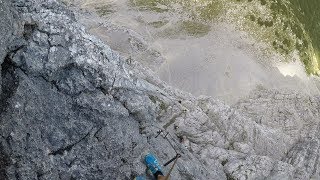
[180,21,211,37]
[268,0,319,74]
[157,21,210,38]
[230,0,319,74]
[130,0,320,74]
[288,0,320,74]
[148,20,169,28]
[95,4,115,17]
[129,0,170,12]
[130,0,224,20]
[149,95,168,111]
[130,0,221,37]
[195,1,223,21]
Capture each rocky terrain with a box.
[0,0,320,179]
[62,0,320,105]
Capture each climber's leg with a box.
[156,175,166,180]
[145,153,165,179]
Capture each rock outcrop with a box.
[0,0,15,95]
[0,0,320,179]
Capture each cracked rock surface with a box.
[1,0,320,179]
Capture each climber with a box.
[134,153,168,180]
[135,153,165,180]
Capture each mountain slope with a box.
[0,0,319,179]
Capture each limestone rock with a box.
[0,0,320,179]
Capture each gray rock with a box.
[0,0,15,95]
[1,0,320,179]
[0,0,217,179]
[0,0,14,62]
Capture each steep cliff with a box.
[0,0,320,179]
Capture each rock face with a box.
[0,0,14,62]
[0,0,320,179]
[0,0,15,95]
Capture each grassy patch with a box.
[148,20,169,28]
[149,95,168,111]
[95,4,115,16]
[129,0,170,13]
[231,0,319,74]
[180,21,211,37]
[196,1,223,21]
[157,21,210,38]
